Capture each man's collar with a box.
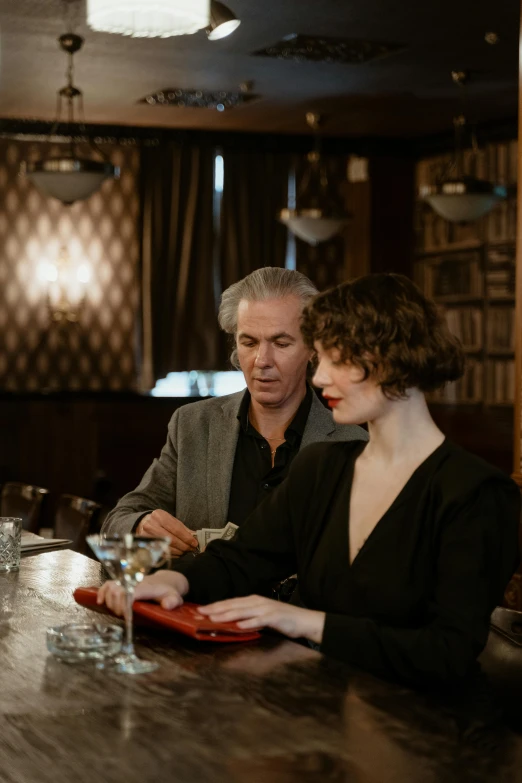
[287,384,313,437]
[238,388,252,433]
[237,385,313,439]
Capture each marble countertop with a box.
[0,549,521,783]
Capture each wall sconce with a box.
[37,246,91,324]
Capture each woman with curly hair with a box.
[99,274,520,687]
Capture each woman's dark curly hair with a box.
[301,273,465,398]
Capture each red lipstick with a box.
[323,395,341,408]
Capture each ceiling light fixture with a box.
[421,71,506,223]
[278,113,350,245]
[22,17,119,205]
[206,1,241,41]
[140,84,258,110]
[87,0,210,38]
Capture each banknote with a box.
[196,521,238,552]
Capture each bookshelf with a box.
[415,140,517,406]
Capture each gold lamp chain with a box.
[67,54,75,125]
[453,114,465,180]
[451,70,469,180]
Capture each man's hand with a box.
[97,570,189,616]
[136,509,198,557]
[199,596,326,645]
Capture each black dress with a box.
[172,440,520,686]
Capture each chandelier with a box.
[278,113,349,245]
[22,20,118,205]
[421,72,506,223]
[87,0,210,38]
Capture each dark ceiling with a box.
[0,0,518,139]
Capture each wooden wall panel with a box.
[0,395,193,527]
[0,395,514,533]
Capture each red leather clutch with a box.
[73,587,262,643]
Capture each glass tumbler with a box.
[0,518,22,572]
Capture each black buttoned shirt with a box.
[226,386,312,526]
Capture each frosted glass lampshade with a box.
[279,209,347,245]
[25,158,119,205]
[425,193,503,223]
[87,0,210,37]
[206,1,241,40]
[422,178,507,223]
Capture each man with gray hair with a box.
[102,267,367,555]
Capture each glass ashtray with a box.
[46,622,123,663]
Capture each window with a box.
[285,165,297,270]
[151,150,296,396]
[212,151,225,312]
[151,370,246,397]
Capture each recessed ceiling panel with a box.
[139,88,260,110]
[252,33,406,65]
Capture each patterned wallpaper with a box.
[0,139,140,391]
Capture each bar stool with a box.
[0,482,50,533]
[54,494,102,556]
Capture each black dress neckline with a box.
[340,437,451,568]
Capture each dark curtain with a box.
[139,142,218,386]
[218,150,292,291]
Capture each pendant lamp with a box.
[22,27,119,206]
[422,72,506,223]
[278,113,349,245]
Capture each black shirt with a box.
[174,439,520,687]
[226,385,312,526]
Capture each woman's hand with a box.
[199,596,326,645]
[97,570,189,616]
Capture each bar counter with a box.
[1,550,521,782]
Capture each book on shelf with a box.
[486,140,518,187]
[485,268,515,299]
[449,220,484,248]
[487,289,515,300]
[418,210,485,253]
[421,210,450,252]
[444,307,482,350]
[425,254,483,300]
[487,308,515,351]
[487,245,516,264]
[487,200,517,244]
[496,143,507,186]
[507,140,518,185]
[474,146,488,181]
[485,359,515,404]
[429,359,483,404]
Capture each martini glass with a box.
[87,533,170,674]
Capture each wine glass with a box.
[86,533,170,674]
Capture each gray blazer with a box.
[102,390,368,535]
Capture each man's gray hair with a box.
[218,267,318,368]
